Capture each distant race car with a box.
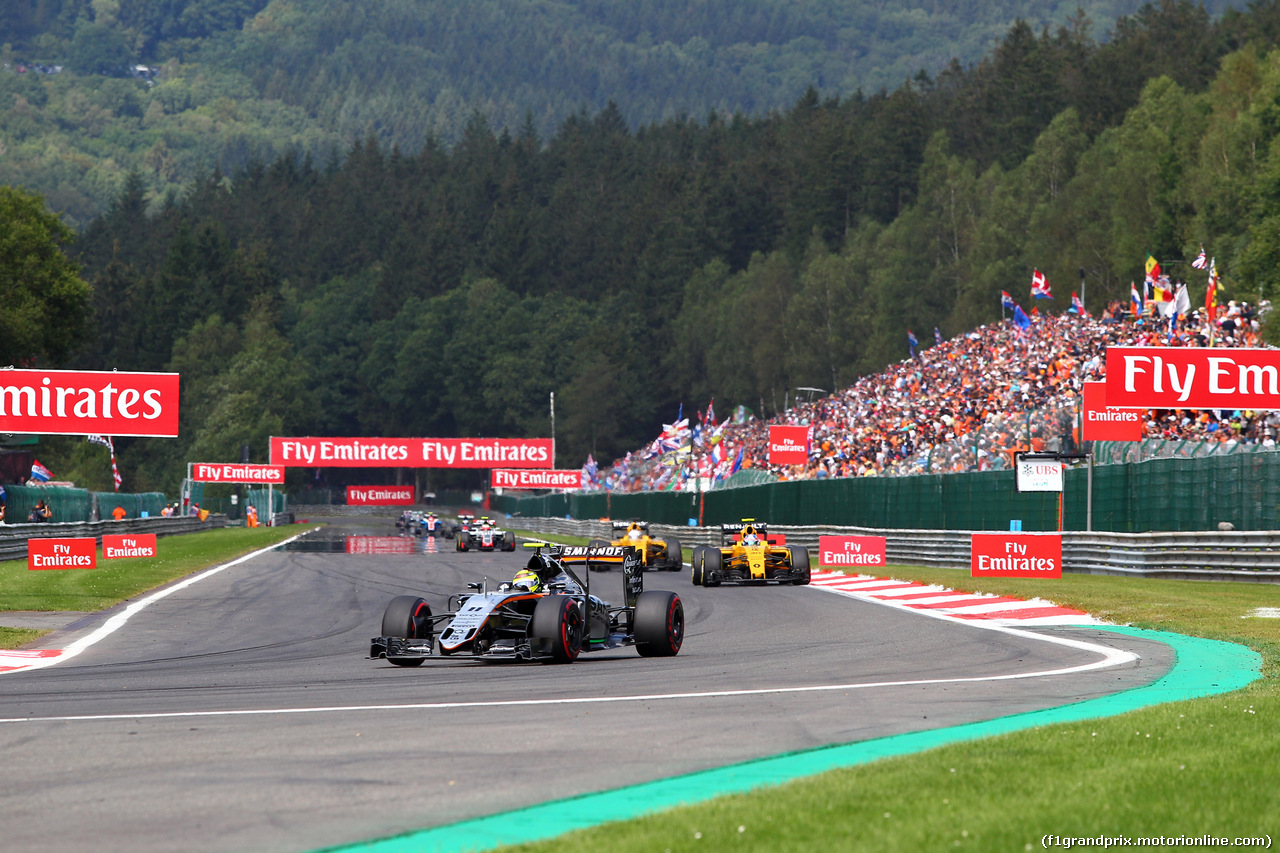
[396,510,420,532]
[370,542,684,664]
[416,512,455,539]
[456,516,516,552]
[690,519,810,586]
[588,520,683,571]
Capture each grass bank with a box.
[0,526,303,647]
[498,531,1277,852]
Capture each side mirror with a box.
[467,582,482,591]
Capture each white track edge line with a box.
[0,647,1135,724]
[0,563,1139,724]
[1,527,318,675]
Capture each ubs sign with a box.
[1015,457,1062,492]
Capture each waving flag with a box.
[1012,304,1032,331]
[1131,282,1143,316]
[1206,258,1219,314]
[730,446,744,475]
[907,330,918,357]
[661,418,690,442]
[1153,275,1174,303]
[30,460,52,482]
[1001,291,1016,309]
[1191,246,1208,270]
[704,399,715,427]
[1031,269,1053,299]
[1070,292,1087,315]
[934,327,943,345]
[1173,282,1191,316]
[1145,254,1161,279]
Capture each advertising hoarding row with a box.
[270,437,553,468]
[28,534,157,570]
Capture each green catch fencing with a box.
[92,492,167,520]
[493,451,1280,532]
[2,483,167,524]
[182,483,285,520]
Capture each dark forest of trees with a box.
[14,1,1280,492]
[0,0,1239,227]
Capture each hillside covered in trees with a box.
[11,0,1280,494]
[0,0,1237,227]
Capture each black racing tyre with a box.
[530,596,583,663]
[381,595,431,667]
[634,590,684,657]
[502,531,516,551]
[688,545,703,585]
[664,538,683,571]
[790,546,811,585]
[701,547,722,586]
[381,595,431,638]
[456,535,468,551]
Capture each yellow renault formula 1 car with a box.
[690,519,810,586]
[588,520,683,571]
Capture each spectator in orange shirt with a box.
[112,505,127,521]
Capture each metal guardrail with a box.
[0,515,228,562]
[507,518,1280,584]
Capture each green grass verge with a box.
[0,626,47,648]
[488,547,1279,852]
[0,526,303,647]
[508,530,591,547]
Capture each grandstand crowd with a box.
[599,297,1275,491]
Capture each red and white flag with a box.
[1031,269,1053,299]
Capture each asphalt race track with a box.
[0,520,1174,853]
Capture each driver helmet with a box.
[742,528,760,546]
[628,527,642,540]
[511,568,543,593]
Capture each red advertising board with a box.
[347,486,416,505]
[102,534,157,559]
[0,369,180,437]
[28,537,97,570]
[1081,382,1142,441]
[768,425,810,466]
[970,533,1062,578]
[345,536,416,555]
[271,437,554,468]
[192,463,286,483]
[1105,346,1280,410]
[491,469,583,490]
[818,535,887,568]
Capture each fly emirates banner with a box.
[1105,346,1280,410]
[0,369,179,436]
[271,437,554,468]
